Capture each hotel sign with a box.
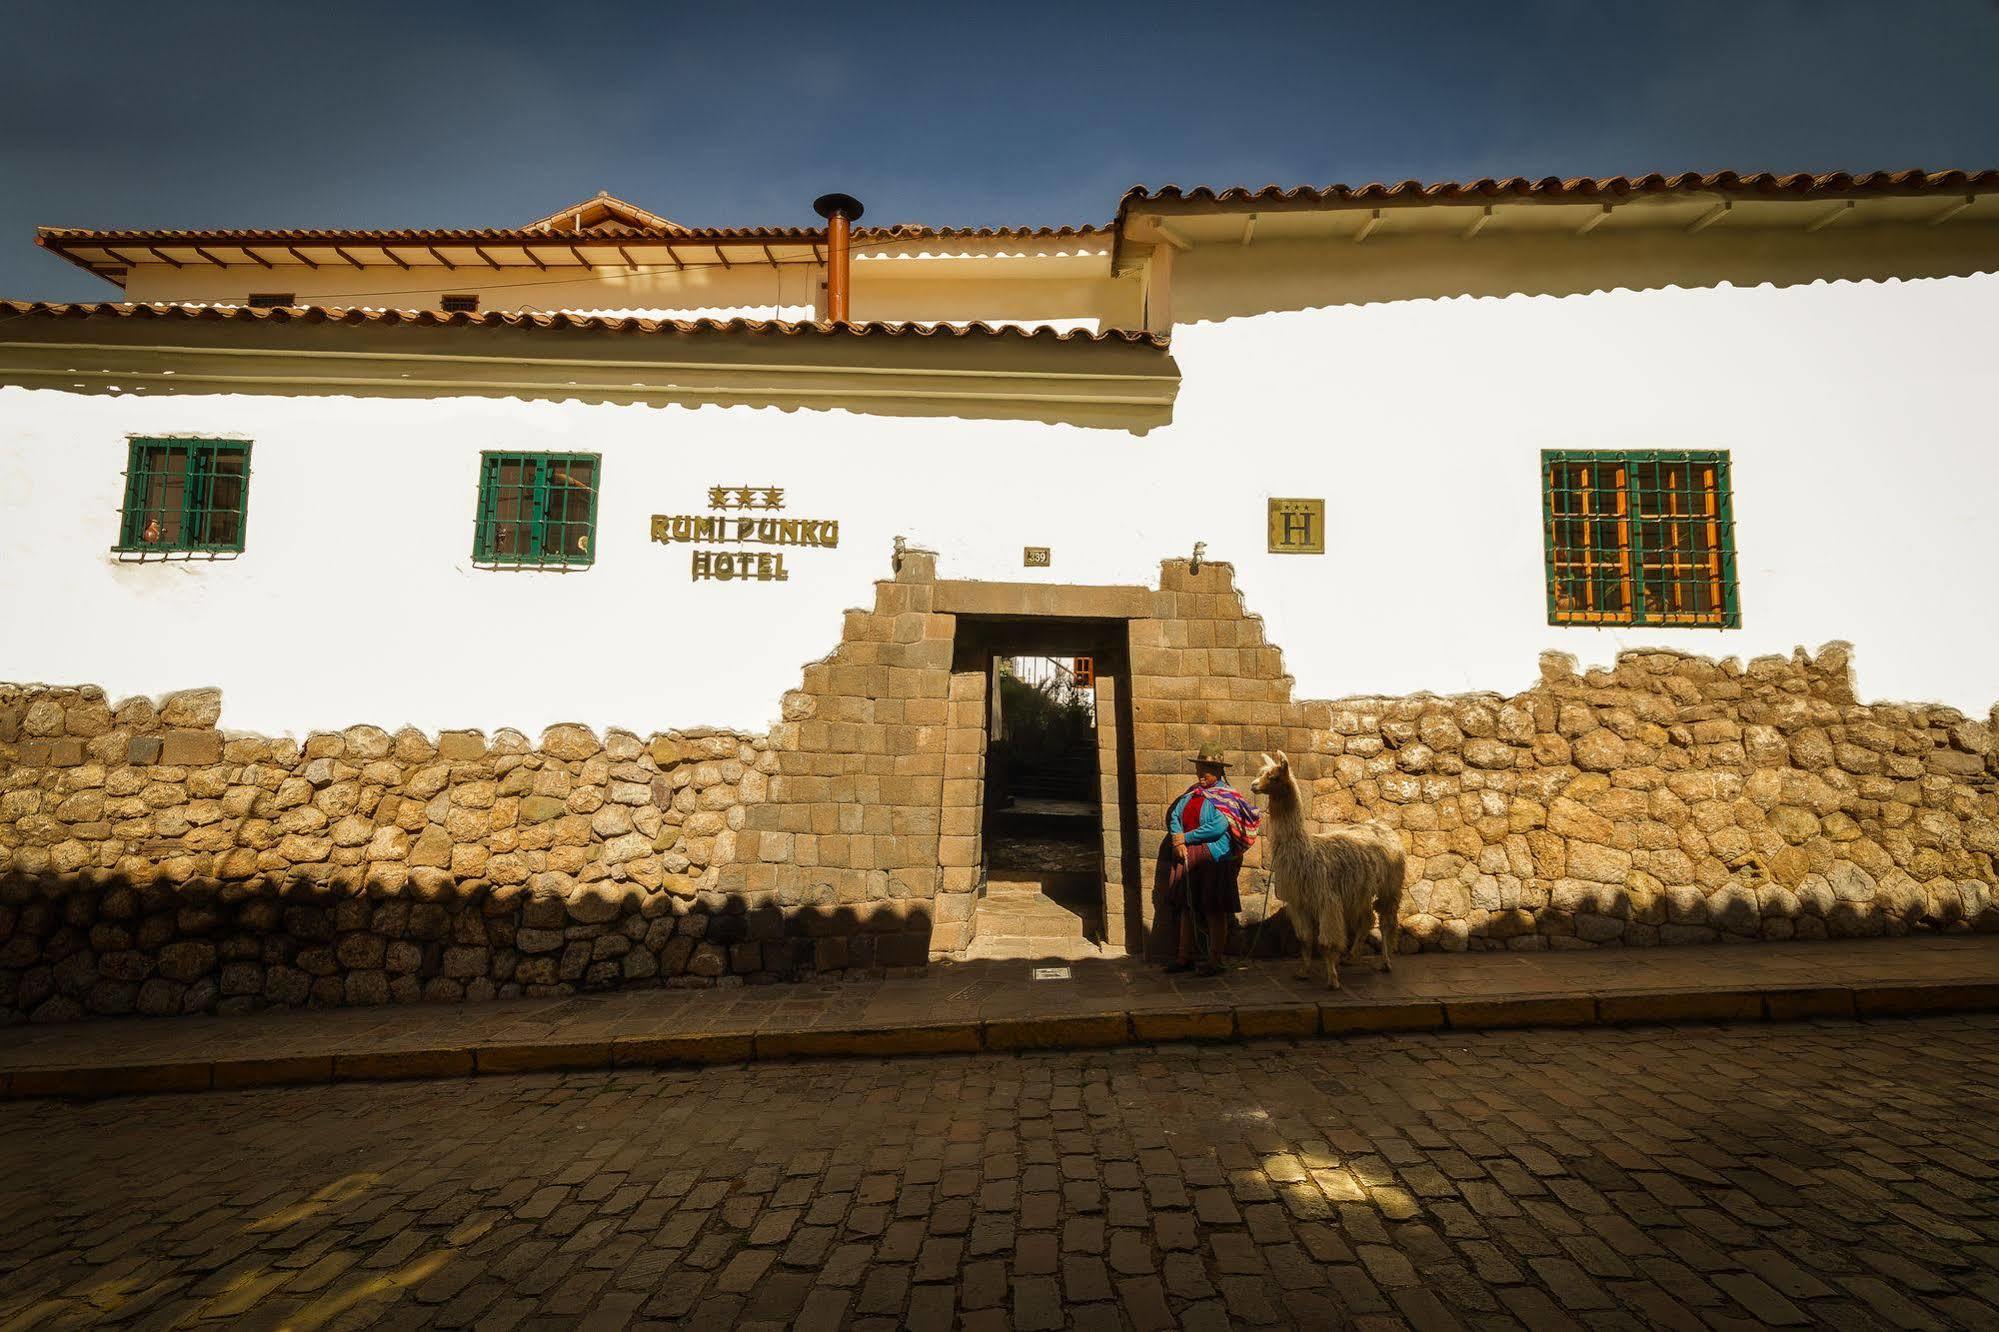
[1267,497,1325,554]
[651,484,839,582]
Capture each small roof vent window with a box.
[246,293,293,308]
[441,294,480,313]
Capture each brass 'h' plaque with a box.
[1267,498,1325,554]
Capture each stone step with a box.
[984,879,1059,898]
[959,936,1108,961]
[974,897,1094,922]
[974,914,1096,942]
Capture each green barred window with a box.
[473,452,599,569]
[1542,450,1740,628]
[116,438,251,556]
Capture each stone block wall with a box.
[5,553,1997,1023]
[1122,560,1999,953]
[1122,560,1317,950]
[0,683,926,1023]
[713,550,976,960]
[1303,646,1998,950]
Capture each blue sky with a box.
[5,0,1997,300]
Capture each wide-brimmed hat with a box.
[1191,742,1229,771]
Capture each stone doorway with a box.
[951,616,1138,959]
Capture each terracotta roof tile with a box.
[36,224,821,246]
[37,223,1106,248]
[855,225,1105,241]
[0,299,1165,347]
[1120,168,1999,213]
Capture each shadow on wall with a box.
[0,872,931,1024]
[1173,223,1999,323]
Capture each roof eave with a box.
[35,232,129,291]
[0,300,1178,433]
[1110,168,1999,269]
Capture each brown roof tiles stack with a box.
[1118,168,1999,213]
[0,299,1167,347]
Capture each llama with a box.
[1249,751,1404,989]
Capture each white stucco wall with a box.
[3,273,1995,736]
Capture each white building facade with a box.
[2,172,1997,1015]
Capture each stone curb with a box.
[5,980,1996,1100]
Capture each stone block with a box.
[1763,988,1857,1021]
[474,1042,611,1074]
[540,724,599,761]
[520,795,567,823]
[611,1033,754,1066]
[437,730,486,761]
[1596,991,1764,1024]
[160,688,222,728]
[1443,995,1595,1030]
[813,1019,979,1059]
[332,1048,475,1080]
[408,827,452,867]
[160,729,221,766]
[1319,1000,1445,1034]
[1131,1008,1233,1042]
[983,1013,1130,1051]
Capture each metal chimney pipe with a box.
[812,192,865,323]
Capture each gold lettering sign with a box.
[653,485,837,582]
[691,550,790,582]
[1267,497,1326,554]
[652,516,839,547]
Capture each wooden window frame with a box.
[473,451,600,570]
[1541,450,1740,628]
[114,437,252,559]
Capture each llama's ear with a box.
[1275,749,1291,768]
[1258,752,1274,769]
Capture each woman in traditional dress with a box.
[1156,742,1262,976]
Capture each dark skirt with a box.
[1154,835,1244,917]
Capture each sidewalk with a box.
[4,936,1998,1100]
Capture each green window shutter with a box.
[474,451,599,570]
[1541,449,1740,629]
[116,438,250,557]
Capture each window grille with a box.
[116,438,252,557]
[1542,450,1739,628]
[440,294,480,313]
[246,293,293,308]
[474,452,599,569]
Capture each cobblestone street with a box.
[3,1017,1997,1330]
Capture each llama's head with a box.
[1249,750,1291,794]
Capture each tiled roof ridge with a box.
[35,224,824,244]
[854,225,1105,240]
[36,223,1109,245]
[0,299,1166,347]
[1121,168,1999,210]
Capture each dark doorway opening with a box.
[952,617,1137,960]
